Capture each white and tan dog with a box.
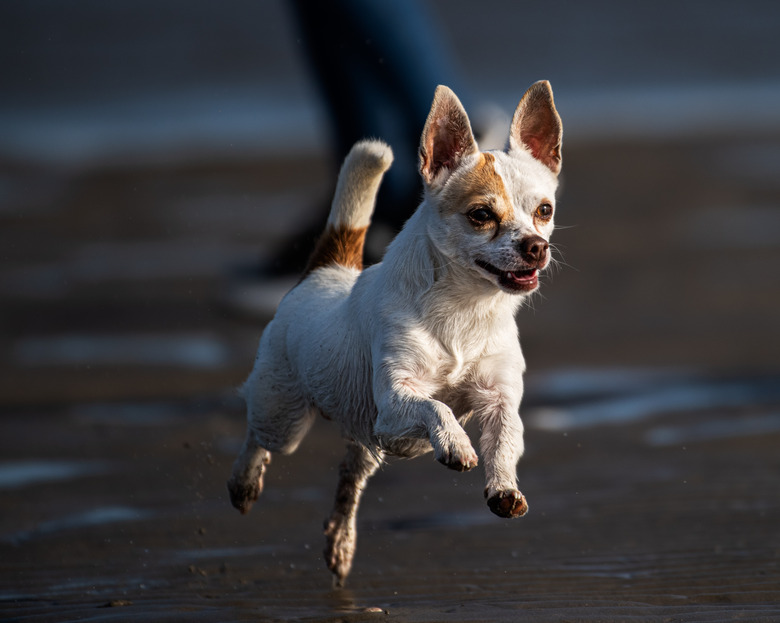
[229,81,563,585]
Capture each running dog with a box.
[229,81,563,585]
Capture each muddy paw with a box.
[227,476,260,515]
[323,514,355,587]
[486,489,528,518]
[227,454,270,515]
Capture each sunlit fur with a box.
[229,81,563,585]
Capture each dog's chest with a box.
[425,331,488,389]
[437,348,472,387]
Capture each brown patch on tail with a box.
[302,224,369,278]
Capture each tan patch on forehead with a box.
[442,152,513,220]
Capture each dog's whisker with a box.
[548,244,578,273]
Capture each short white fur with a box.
[229,81,564,586]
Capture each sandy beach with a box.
[2,2,780,621]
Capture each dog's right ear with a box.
[419,86,478,189]
[509,80,562,175]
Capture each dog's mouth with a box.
[475,259,538,292]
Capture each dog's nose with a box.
[518,236,549,264]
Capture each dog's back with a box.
[239,141,393,453]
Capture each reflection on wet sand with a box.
[1,367,778,619]
[646,413,780,446]
[527,373,780,431]
[6,506,154,545]
[0,460,111,489]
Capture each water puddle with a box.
[0,460,111,489]
[528,383,756,431]
[527,367,693,401]
[646,413,780,446]
[5,506,154,544]
[526,370,780,433]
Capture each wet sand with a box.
[2,133,780,621]
[2,377,780,621]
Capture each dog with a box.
[228,80,563,586]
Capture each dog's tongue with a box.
[505,269,537,284]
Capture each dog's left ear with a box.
[509,80,563,175]
[419,85,479,188]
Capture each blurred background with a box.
[1,0,779,405]
[1,1,779,620]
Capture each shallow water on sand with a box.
[2,367,780,622]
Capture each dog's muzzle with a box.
[475,259,539,293]
[517,235,549,266]
[475,235,549,293]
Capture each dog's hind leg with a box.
[323,442,383,587]
[229,364,316,514]
[227,431,271,514]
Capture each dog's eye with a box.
[467,207,495,226]
[535,203,554,220]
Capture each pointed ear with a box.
[419,85,479,187]
[509,80,563,175]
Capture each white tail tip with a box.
[327,139,394,230]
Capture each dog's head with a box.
[419,81,562,295]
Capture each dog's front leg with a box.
[472,360,528,519]
[479,403,528,518]
[373,372,478,471]
[323,442,382,587]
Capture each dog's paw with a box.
[435,436,479,472]
[227,454,271,515]
[486,489,528,518]
[323,513,356,587]
[227,477,260,515]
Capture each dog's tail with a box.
[303,139,393,277]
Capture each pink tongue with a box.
[506,269,537,283]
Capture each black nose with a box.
[518,236,549,264]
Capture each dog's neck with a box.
[380,203,523,330]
